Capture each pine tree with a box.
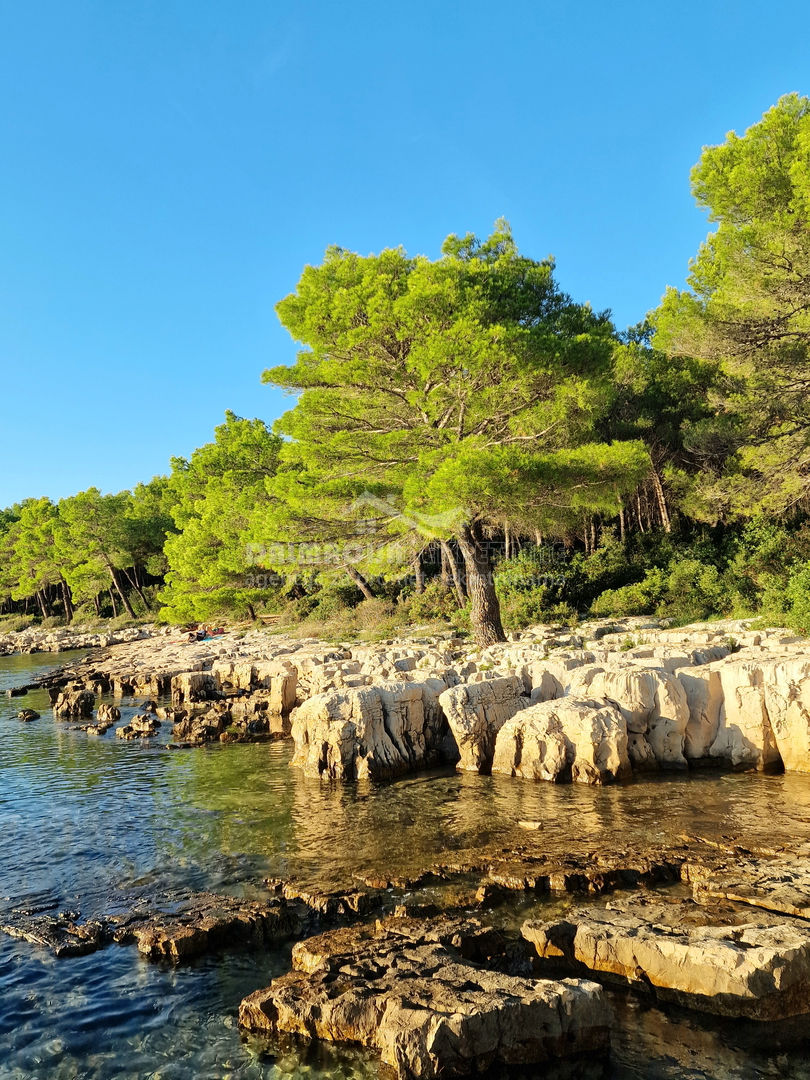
[263,221,649,644]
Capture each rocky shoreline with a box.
[8,615,810,1075]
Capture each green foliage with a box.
[262,221,649,642]
[159,412,282,623]
[778,563,810,633]
[655,94,810,518]
[405,580,463,624]
[589,570,666,617]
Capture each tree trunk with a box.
[651,468,671,532]
[122,566,151,609]
[345,564,376,601]
[246,602,256,621]
[456,522,506,645]
[60,577,74,624]
[440,539,466,607]
[107,565,136,618]
[440,544,453,589]
[109,588,118,618]
[36,590,48,619]
[93,593,101,618]
[636,492,646,534]
[619,504,626,542]
[412,552,425,594]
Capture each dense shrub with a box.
[405,580,460,623]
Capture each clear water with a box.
[3,651,810,1078]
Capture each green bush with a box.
[405,580,460,623]
[590,569,666,617]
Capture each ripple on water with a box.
[5,651,810,1077]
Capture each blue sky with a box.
[2,0,808,506]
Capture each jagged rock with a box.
[116,714,161,739]
[239,917,611,1079]
[214,659,299,712]
[567,665,688,769]
[17,708,40,722]
[96,702,121,725]
[522,908,810,1019]
[438,676,528,773]
[171,709,227,743]
[0,912,112,957]
[708,660,782,770]
[492,698,631,785]
[127,894,302,961]
[52,686,95,719]
[290,680,449,781]
[170,671,220,706]
[279,884,378,917]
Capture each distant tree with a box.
[6,498,74,620]
[604,321,720,531]
[263,221,649,644]
[655,93,810,517]
[58,489,140,618]
[160,412,282,622]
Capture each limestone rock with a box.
[492,697,631,785]
[116,714,161,739]
[709,660,782,770]
[172,709,227,744]
[438,676,527,773]
[170,671,220,706]
[96,702,121,725]
[627,731,658,771]
[678,667,723,760]
[129,895,300,961]
[761,659,810,773]
[523,908,810,1019]
[567,665,688,769]
[52,686,95,719]
[239,917,611,1079]
[647,670,689,769]
[290,680,449,781]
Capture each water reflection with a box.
[4,651,810,1078]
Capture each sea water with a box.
[3,651,810,1078]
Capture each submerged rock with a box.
[17,708,40,722]
[239,916,611,1079]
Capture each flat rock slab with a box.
[239,916,611,1080]
[689,856,810,920]
[0,914,112,957]
[523,906,810,1019]
[1,892,304,962]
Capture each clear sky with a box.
[2,0,808,507]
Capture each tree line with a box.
[3,94,810,644]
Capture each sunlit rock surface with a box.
[492,697,631,784]
[523,906,810,1019]
[239,916,612,1079]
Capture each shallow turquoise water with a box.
[4,650,810,1078]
